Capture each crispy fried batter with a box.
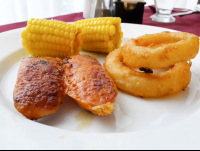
[13,57,65,120]
[104,48,192,98]
[121,32,199,69]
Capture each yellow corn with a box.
[73,17,123,53]
[21,18,83,58]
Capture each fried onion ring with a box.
[121,32,199,69]
[104,48,192,98]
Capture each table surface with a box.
[0,0,199,36]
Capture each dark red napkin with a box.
[0,12,84,33]
[143,6,200,36]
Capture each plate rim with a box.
[0,23,200,149]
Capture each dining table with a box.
[0,5,200,36]
[0,1,200,150]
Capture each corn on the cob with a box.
[21,18,83,58]
[73,17,123,53]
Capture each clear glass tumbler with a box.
[150,0,178,23]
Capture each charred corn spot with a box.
[22,18,83,58]
[73,17,123,53]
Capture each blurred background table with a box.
[0,0,199,36]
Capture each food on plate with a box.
[21,18,83,58]
[121,32,199,69]
[13,57,65,120]
[105,31,199,98]
[63,55,118,115]
[73,17,123,53]
[104,48,192,98]
[13,55,118,119]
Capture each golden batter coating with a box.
[13,57,65,120]
[63,55,118,115]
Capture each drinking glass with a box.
[150,0,179,23]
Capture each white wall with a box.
[0,0,85,25]
[0,0,198,25]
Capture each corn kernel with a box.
[57,45,61,51]
[53,44,57,50]
[61,45,65,51]
[100,34,104,41]
[64,32,69,38]
[55,29,60,36]
[27,18,34,24]
[32,19,37,25]
[66,39,70,46]
[32,34,37,41]
[49,22,54,28]
[71,27,76,33]
[47,35,53,43]
[21,30,27,38]
[61,25,66,30]
[40,41,44,49]
[96,34,100,41]
[65,26,71,32]
[31,25,35,33]
[27,41,31,48]
[108,40,113,48]
[56,37,61,44]
[97,20,101,25]
[48,43,53,50]
[37,20,42,25]
[42,20,46,26]
[42,34,48,41]
[26,24,32,32]
[49,28,54,35]
[97,26,101,33]
[57,24,62,29]
[35,41,40,49]
[109,25,115,36]
[22,39,27,47]
[60,37,65,45]
[60,30,65,37]
[120,32,123,38]
[27,33,32,40]
[44,42,48,49]
[52,36,56,43]
[53,23,58,28]
[94,26,98,33]
[101,25,105,34]
[70,41,74,48]
[45,21,50,27]
[44,27,50,34]
[101,20,106,25]
[40,26,45,34]
[104,34,109,41]
[35,25,40,33]
[107,20,113,25]
[69,33,75,40]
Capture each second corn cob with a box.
[21,18,83,58]
[73,17,123,53]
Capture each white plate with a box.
[0,23,200,150]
